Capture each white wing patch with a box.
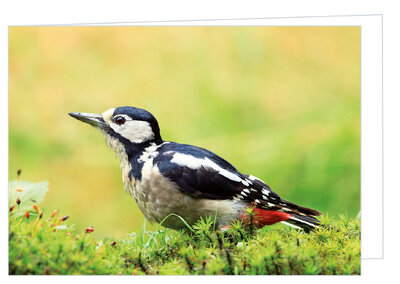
[248,175,266,183]
[170,152,242,182]
[261,189,270,196]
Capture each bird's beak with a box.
[68,112,107,129]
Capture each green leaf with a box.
[9,180,49,215]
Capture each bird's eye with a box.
[113,116,126,125]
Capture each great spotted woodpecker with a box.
[69,106,321,232]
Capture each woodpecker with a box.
[69,106,321,232]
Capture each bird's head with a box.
[69,106,163,151]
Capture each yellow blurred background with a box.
[9,26,360,239]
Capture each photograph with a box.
[9,26,360,275]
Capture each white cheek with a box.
[111,120,154,143]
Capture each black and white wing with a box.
[153,142,321,217]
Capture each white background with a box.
[1,0,399,283]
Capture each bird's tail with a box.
[278,199,322,232]
[281,213,321,233]
[247,199,322,233]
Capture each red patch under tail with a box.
[240,208,292,227]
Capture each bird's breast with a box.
[122,157,245,230]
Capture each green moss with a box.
[9,207,360,275]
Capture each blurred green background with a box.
[9,26,360,239]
